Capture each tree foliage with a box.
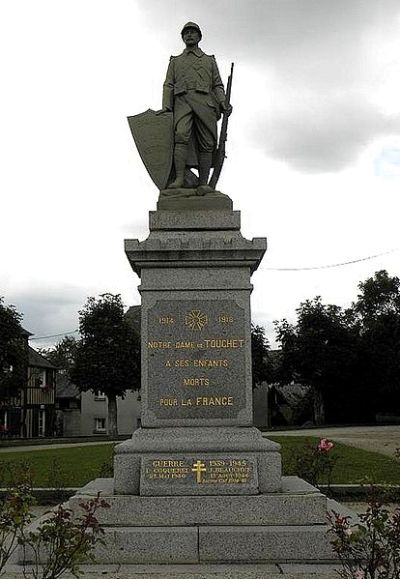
[39,336,78,375]
[0,297,27,401]
[251,324,273,388]
[353,270,400,413]
[274,270,400,425]
[274,297,359,425]
[70,294,140,437]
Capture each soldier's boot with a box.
[198,151,213,187]
[168,144,187,189]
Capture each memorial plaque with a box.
[146,300,247,420]
[140,454,258,495]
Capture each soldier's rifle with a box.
[209,62,234,190]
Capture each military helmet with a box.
[181,22,202,40]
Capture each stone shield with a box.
[128,109,173,190]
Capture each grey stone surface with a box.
[114,428,281,495]
[140,293,253,428]
[125,212,266,430]
[157,194,232,211]
[113,453,140,495]
[72,477,329,526]
[124,230,267,277]
[280,563,341,574]
[5,563,341,577]
[14,476,357,568]
[140,268,253,291]
[257,452,282,493]
[140,454,259,496]
[149,210,241,231]
[199,526,336,563]
[115,427,281,453]
[145,299,247,423]
[95,527,198,564]
[141,269,253,291]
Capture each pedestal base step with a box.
[89,524,337,564]
[72,476,329,526]
[14,477,357,566]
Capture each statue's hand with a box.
[155,108,172,116]
[221,102,233,117]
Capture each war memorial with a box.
[16,22,353,569]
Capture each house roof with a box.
[21,327,33,337]
[28,346,57,369]
[56,373,80,399]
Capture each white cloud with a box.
[0,0,399,346]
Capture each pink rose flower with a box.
[318,438,334,452]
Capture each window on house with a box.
[94,390,106,400]
[95,418,106,432]
[33,369,46,388]
[45,369,55,387]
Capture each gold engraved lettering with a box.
[148,341,172,349]
[174,359,191,367]
[165,360,172,367]
[209,460,225,467]
[152,460,185,467]
[175,341,197,349]
[181,398,193,406]
[159,315,174,325]
[195,396,234,406]
[183,377,210,386]
[218,314,234,323]
[159,398,178,406]
[193,359,228,368]
[203,339,244,349]
[145,458,252,485]
[192,460,207,483]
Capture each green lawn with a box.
[269,436,400,485]
[0,444,114,488]
[0,437,399,487]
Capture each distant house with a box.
[53,378,141,437]
[80,389,141,436]
[0,339,58,438]
[24,346,57,437]
[55,373,81,437]
[0,327,29,437]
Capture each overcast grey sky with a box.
[1,0,399,348]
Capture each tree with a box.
[352,270,400,414]
[251,324,274,388]
[39,336,78,375]
[70,294,140,437]
[0,297,27,402]
[275,297,358,425]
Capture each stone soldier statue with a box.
[160,22,232,190]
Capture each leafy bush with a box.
[0,483,34,574]
[287,437,337,488]
[328,487,400,579]
[23,493,110,579]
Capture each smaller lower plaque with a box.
[140,454,259,496]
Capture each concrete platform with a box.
[71,476,328,526]
[13,477,357,566]
[5,562,342,577]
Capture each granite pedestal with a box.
[114,207,282,497]
[14,203,354,567]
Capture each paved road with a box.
[266,424,400,458]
